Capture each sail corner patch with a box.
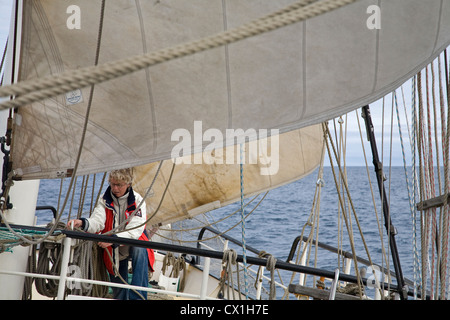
[65,89,83,106]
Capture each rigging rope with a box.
[437,53,447,299]
[417,71,429,299]
[322,122,367,299]
[0,227,46,253]
[427,64,438,299]
[441,48,450,300]
[0,0,108,247]
[354,109,391,298]
[0,0,357,110]
[34,222,65,298]
[258,251,277,300]
[239,143,249,300]
[31,221,109,299]
[156,192,269,244]
[411,50,450,299]
[281,140,326,300]
[160,252,186,291]
[219,249,238,299]
[394,90,421,299]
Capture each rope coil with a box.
[160,252,186,291]
[218,249,239,299]
[258,251,277,300]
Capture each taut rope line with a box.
[0,0,357,110]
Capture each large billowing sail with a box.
[4,0,450,180]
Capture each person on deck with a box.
[67,168,154,300]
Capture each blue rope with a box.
[240,143,249,299]
[0,227,47,253]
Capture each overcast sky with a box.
[0,1,11,50]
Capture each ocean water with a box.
[207,166,418,288]
[36,166,422,296]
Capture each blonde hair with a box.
[109,168,134,185]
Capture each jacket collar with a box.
[104,186,136,212]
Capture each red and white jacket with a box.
[81,186,155,275]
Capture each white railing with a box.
[0,229,409,300]
[0,236,216,300]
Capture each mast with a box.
[0,0,40,300]
[361,105,408,300]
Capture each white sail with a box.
[3,0,450,180]
[133,125,323,226]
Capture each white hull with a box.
[0,180,40,299]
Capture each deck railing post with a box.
[298,241,308,286]
[200,257,211,299]
[329,268,340,300]
[57,236,72,300]
[255,266,264,299]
